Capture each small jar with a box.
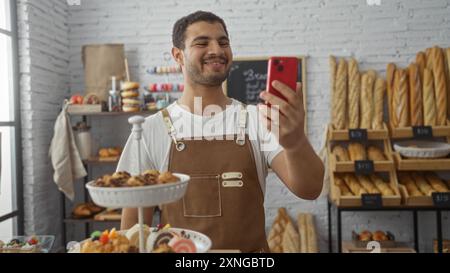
[73,122,92,160]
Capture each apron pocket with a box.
[183,174,222,218]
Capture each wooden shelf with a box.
[83,157,119,165]
[68,110,158,117]
[393,152,450,171]
[342,241,416,253]
[389,123,450,139]
[328,124,389,141]
[64,218,120,223]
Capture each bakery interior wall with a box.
[18,0,450,252]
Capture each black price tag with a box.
[412,126,433,139]
[349,129,368,142]
[432,192,450,207]
[354,160,374,175]
[361,194,383,208]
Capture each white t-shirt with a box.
[116,99,283,194]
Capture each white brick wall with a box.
[17,0,69,248]
[18,0,450,252]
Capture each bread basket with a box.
[393,140,450,158]
[86,173,190,208]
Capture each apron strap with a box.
[236,104,247,146]
[161,108,185,151]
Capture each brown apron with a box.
[159,105,269,253]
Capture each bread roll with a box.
[367,146,386,161]
[373,77,386,129]
[348,58,360,129]
[412,173,435,196]
[333,58,348,129]
[425,173,449,193]
[348,142,366,161]
[335,175,353,196]
[432,47,447,125]
[416,52,426,85]
[408,63,424,126]
[332,145,350,162]
[423,68,437,126]
[386,63,397,128]
[360,73,374,129]
[344,174,367,196]
[398,172,423,197]
[357,175,381,194]
[370,174,395,196]
[393,69,410,127]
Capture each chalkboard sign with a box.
[225,56,306,106]
[361,194,383,208]
[349,129,368,142]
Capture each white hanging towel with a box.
[49,102,87,201]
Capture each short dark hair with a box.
[172,11,229,49]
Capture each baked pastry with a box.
[158,172,180,184]
[372,231,389,241]
[425,173,449,193]
[332,145,350,162]
[398,173,423,197]
[386,63,397,128]
[348,142,366,161]
[359,230,372,241]
[267,208,290,253]
[126,175,146,187]
[360,73,374,129]
[126,224,151,249]
[344,174,367,196]
[370,174,394,196]
[348,58,361,129]
[393,69,410,127]
[282,220,300,253]
[373,77,386,129]
[83,93,100,105]
[143,170,160,185]
[367,146,386,161]
[409,63,424,126]
[81,229,135,253]
[332,58,348,130]
[357,175,380,194]
[112,171,131,180]
[98,148,109,158]
[335,175,353,196]
[432,47,448,125]
[416,52,426,84]
[411,173,435,196]
[423,68,437,126]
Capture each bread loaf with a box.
[357,175,381,194]
[305,214,318,253]
[348,142,366,161]
[370,174,395,196]
[423,68,437,126]
[282,221,300,253]
[348,58,361,129]
[360,73,374,129]
[344,174,367,196]
[412,173,435,196]
[373,77,386,129]
[267,208,290,253]
[386,63,397,128]
[409,63,424,126]
[332,145,350,161]
[432,47,447,125]
[335,175,353,196]
[426,48,433,70]
[398,172,423,197]
[297,213,308,253]
[393,69,410,127]
[367,146,386,161]
[425,173,449,193]
[416,52,426,85]
[332,58,347,129]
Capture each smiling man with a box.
[118,10,324,252]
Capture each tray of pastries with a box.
[0,235,55,253]
[352,230,395,248]
[86,170,190,208]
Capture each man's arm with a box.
[259,81,324,200]
[121,207,155,230]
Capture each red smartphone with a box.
[266,57,298,102]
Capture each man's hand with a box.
[258,81,305,151]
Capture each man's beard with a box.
[185,58,230,87]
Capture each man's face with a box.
[176,21,233,87]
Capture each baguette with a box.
[305,214,318,253]
[370,174,395,196]
[335,175,353,196]
[373,77,386,129]
[398,172,423,197]
[348,142,367,161]
[416,52,426,85]
[330,56,337,124]
[297,213,308,253]
[409,63,424,126]
[357,175,380,194]
[333,58,348,129]
[423,68,437,126]
[411,173,435,196]
[386,63,397,128]
[348,58,361,129]
[426,48,433,70]
[425,173,449,193]
[282,220,300,253]
[445,48,450,119]
[394,69,410,127]
[344,174,367,196]
[432,47,447,125]
[360,73,374,129]
[332,145,350,162]
[367,146,386,161]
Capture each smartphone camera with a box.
[274,59,284,72]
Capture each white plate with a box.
[146,227,212,253]
[393,140,450,158]
[86,173,190,208]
